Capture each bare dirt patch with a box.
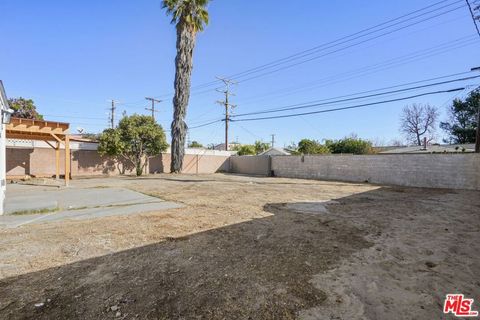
[0,174,478,319]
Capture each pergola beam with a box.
[56,141,60,180]
[6,117,70,186]
[45,141,55,149]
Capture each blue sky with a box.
[1,0,479,147]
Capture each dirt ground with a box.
[0,173,478,319]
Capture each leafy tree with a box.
[254,140,270,154]
[297,139,330,154]
[325,136,374,154]
[233,144,256,156]
[231,141,270,155]
[188,140,204,148]
[162,0,210,173]
[400,104,438,146]
[440,90,479,144]
[98,115,168,176]
[7,97,43,120]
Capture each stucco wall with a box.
[149,153,229,174]
[229,155,271,176]
[6,148,229,178]
[271,154,480,190]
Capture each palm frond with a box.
[161,0,210,32]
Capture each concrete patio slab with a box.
[0,184,183,228]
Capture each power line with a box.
[42,114,106,120]
[234,4,467,84]
[233,1,464,82]
[234,123,263,140]
[230,88,465,122]
[183,72,478,130]
[235,71,479,116]
[188,119,223,130]
[187,105,221,125]
[117,102,150,110]
[237,34,477,105]
[206,0,463,84]
[155,0,466,96]
[227,0,464,81]
[66,122,107,127]
[42,73,478,132]
[465,0,480,37]
[231,74,480,118]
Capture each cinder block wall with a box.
[271,154,480,190]
[229,155,271,176]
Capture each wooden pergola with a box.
[6,117,71,185]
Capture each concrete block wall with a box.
[271,154,480,190]
[229,155,271,176]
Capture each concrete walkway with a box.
[0,183,182,228]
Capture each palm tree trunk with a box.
[170,22,196,173]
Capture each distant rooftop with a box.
[259,147,291,156]
[379,144,475,154]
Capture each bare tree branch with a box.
[399,103,439,146]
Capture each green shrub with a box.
[325,137,374,154]
[234,145,256,156]
[297,139,330,155]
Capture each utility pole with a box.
[270,134,275,148]
[472,67,480,153]
[109,100,116,129]
[145,97,162,121]
[216,77,237,151]
[476,107,480,153]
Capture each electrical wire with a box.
[234,4,467,84]
[237,35,477,105]
[155,0,466,96]
[465,0,480,36]
[231,75,480,117]
[228,0,464,81]
[230,88,465,122]
[42,114,106,120]
[188,119,224,130]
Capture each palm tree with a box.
[162,0,210,173]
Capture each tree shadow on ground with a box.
[6,148,33,176]
[72,151,136,176]
[0,191,379,320]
